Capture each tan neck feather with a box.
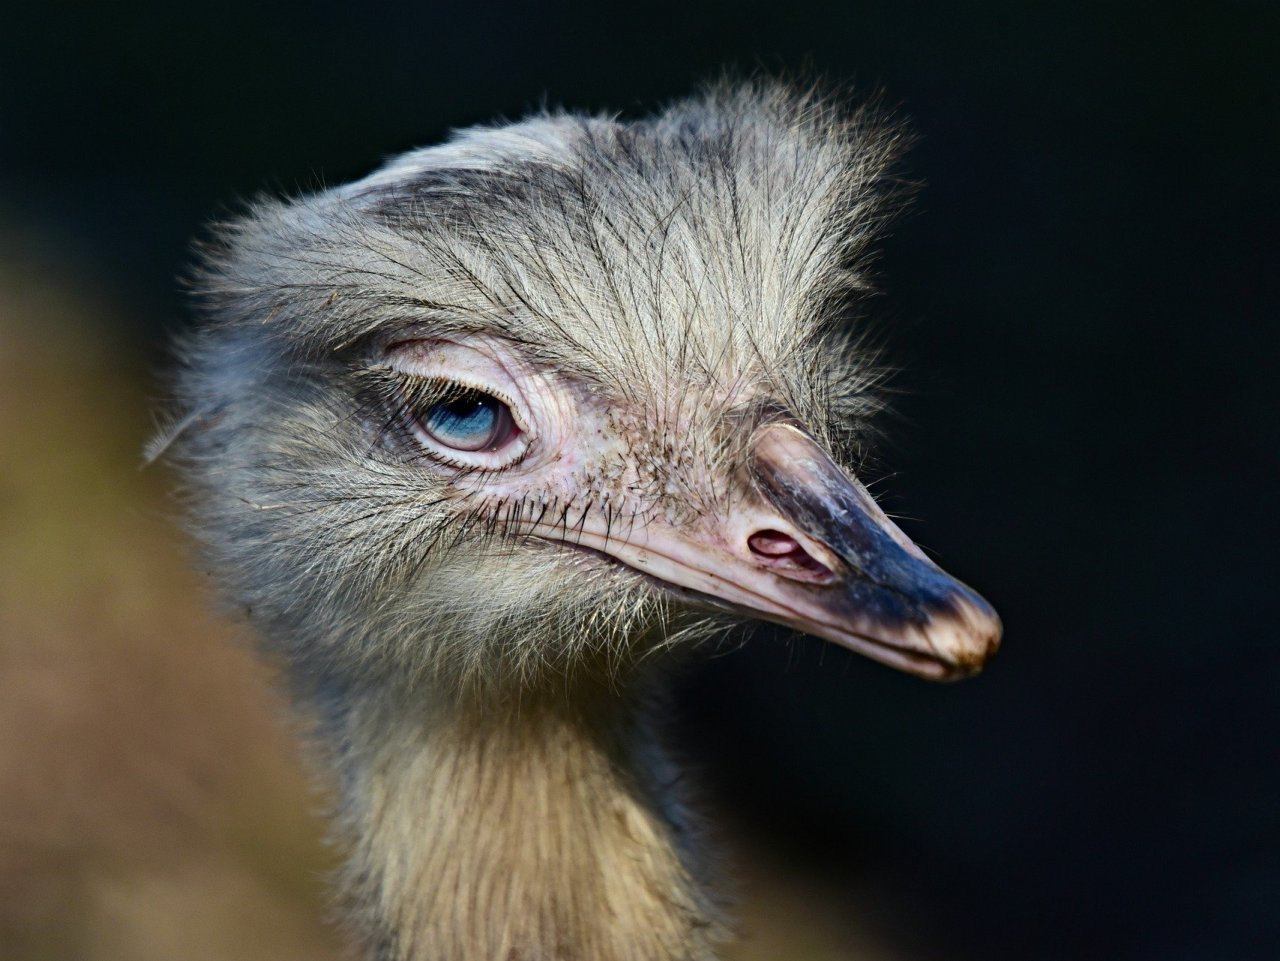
[330,684,728,961]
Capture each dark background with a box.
[2,2,1276,959]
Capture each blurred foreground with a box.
[0,235,342,961]
[0,231,908,961]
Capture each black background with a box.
[4,2,1276,958]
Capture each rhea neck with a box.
[317,661,726,961]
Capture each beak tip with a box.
[938,597,1002,680]
[962,616,998,675]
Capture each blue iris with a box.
[423,391,502,451]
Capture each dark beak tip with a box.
[957,633,1001,675]
[932,594,1002,680]
[932,640,999,683]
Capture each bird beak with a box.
[527,424,1001,680]
[740,424,1001,679]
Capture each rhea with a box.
[158,83,1000,961]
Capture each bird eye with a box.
[377,339,533,469]
[421,388,519,452]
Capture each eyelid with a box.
[417,440,533,476]
[378,340,534,437]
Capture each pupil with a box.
[445,396,486,418]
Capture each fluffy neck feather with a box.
[321,672,728,961]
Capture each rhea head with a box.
[169,84,1000,699]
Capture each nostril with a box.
[747,529,836,583]
[748,530,801,556]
